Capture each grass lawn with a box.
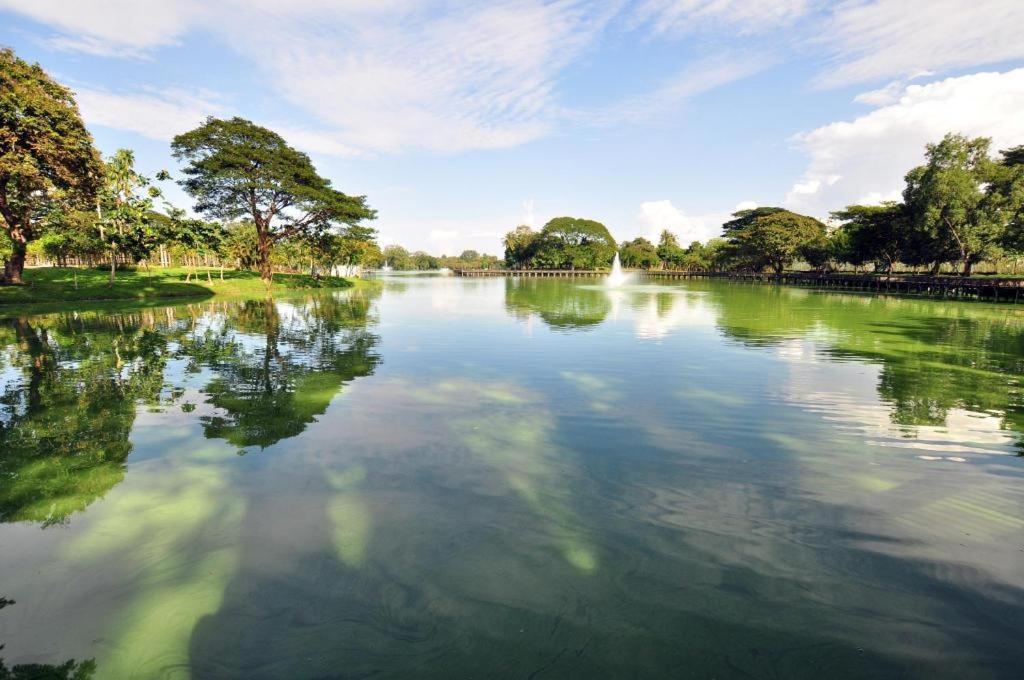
[0,267,369,306]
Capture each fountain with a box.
[606,251,630,288]
[380,260,393,273]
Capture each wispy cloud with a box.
[631,0,809,35]
[815,0,1024,87]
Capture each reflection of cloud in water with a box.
[632,291,717,341]
[776,339,1019,457]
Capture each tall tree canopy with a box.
[171,117,375,281]
[534,217,616,270]
[992,145,1024,255]
[903,133,1002,275]
[656,229,685,268]
[0,48,102,284]
[619,237,659,269]
[503,225,539,268]
[831,203,909,274]
[722,207,827,275]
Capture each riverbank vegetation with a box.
[5,46,1024,288]
[1,47,378,296]
[502,134,1024,276]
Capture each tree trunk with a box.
[2,222,29,284]
[963,258,973,277]
[2,241,27,285]
[109,254,116,286]
[930,261,941,276]
[257,230,274,284]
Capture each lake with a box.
[1,275,1023,679]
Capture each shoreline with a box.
[0,267,378,309]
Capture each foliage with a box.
[0,47,102,284]
[831,203,909,273]
[381,244,413,270]
[532,217,616,270]
[619,237,660,269]
[171,117,375,281]
[902,134,1004,275]
[96,149,166,280]
[503,225,539,268]
[993,145,1024,255]
[722,208,827,274]
[656,230,685,268]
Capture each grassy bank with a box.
[0,267,370,306]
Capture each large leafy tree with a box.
[0,48,102,284]
[722,207,826,275]
[831,203,909,274]
[656,229,685,268]
[619,237,659,269]
[503,224,539,268]
[96,149,163,284]
[991,145,1024,255]
[171,117,375,282]
[381,244,413,270]
[903,133,1002,275]
[534,217,616,270]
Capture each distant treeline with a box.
[503,134,1024,276]
[376,245,503,271]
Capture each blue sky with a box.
[2,0,1023,254]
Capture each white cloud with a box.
[0,0,195,52]
[636,200,728,244]
[632,0,809,35]
[74,87,225,140]
[786,69,1024,216]
[0,0,779,155]
[72,86,362,158]
[818,0,1024,87]
[852,80,904,106]
[582,53,768,125]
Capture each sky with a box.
[2,0,1023,255]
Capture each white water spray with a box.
[606,252,630,288]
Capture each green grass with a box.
[0,267,370,306]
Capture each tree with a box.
[722,207,827,275]
[96,149,162,284]
[831,203,909,274]
[533,217,616,270]
[411,251,440,270]
[656,230,685,268]
[171,117,375,283]
[992,145,1024,256]
[619,237,660,269]
[0,48,102,284]
[381,244,413,270]
[903,133,1002,276]
[34,208,104,267]
[503,224,539,268]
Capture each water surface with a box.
[1,276,1023,679]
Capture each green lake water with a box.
[1,275,1022,679]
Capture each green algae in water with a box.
[1,280,1023,678]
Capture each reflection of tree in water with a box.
[0,312,170,525]
[504,278,610,330]
[177,294,380,451]
[0,596,96,679]
[0,291,381,527]
[708,282,1024,434]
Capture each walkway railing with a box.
[453,268,1024,302]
